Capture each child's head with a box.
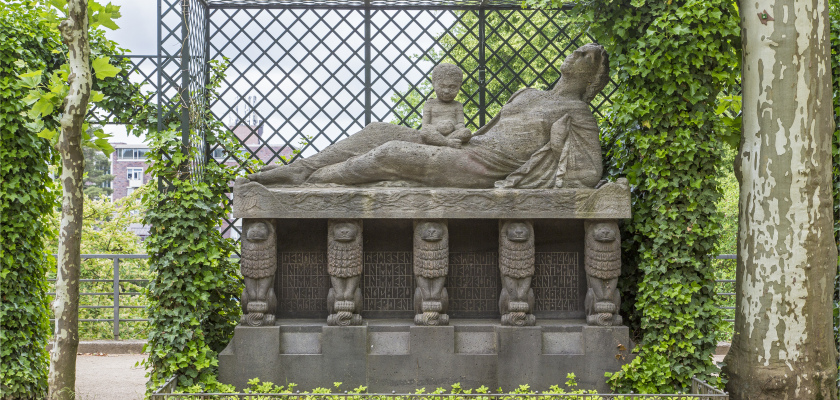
[432,63,463,103]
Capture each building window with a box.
[126,187,135,196]
[118,148,148,160]
[211,147,227,160]
[127,167,143,187]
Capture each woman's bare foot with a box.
[248,163,313,185]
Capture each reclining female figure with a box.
[248,43,609,189]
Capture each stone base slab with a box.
[219,319,633,392]
[232,179,631,220]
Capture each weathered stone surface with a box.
[499,220,536,326]
[584,220,623,326]
[327,220,364,326]
[247,44,610,189]
[218,320,633,392]
[240,219,278,327]
[233,178,631,219]
[413,220,450,326]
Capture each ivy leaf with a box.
[37,129,57,141]
[90,90,105,103]
[91,57,121,80]
[94,138,115,157]
[18,70,43,89]
[30,94,56,119]
[24,120,44,133]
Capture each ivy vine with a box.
[532,0,741,393]
[1,1,143,398]
[139,58,259,392]
[829,0,839,388]
[0,5,59,398]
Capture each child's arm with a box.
[421,102,434,132]
[450,102,472,143]
[422,128,462,148]
[420,101,461,148]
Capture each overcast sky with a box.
[102,1,454,151]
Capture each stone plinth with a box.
[219,319,633,392]
[232,179,631,220]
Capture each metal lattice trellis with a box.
[102,0,617,241]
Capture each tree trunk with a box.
[723,1,838,399]
[48,1,91,399]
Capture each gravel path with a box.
[76,354,147,400]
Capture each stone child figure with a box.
[499,220,536,326]
[240,220,278,327]
[413,220,450,326]
[327,220,364,326]
[419,63,472,149]
[584,220,622,326]
[247,43,609,188]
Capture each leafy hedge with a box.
[141,59,258,392]
[575,0,740,393]
[830,0,839,387]
[0,5,60,398]
[1,2,149,397]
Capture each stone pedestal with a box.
[219,320,633,392]
[223,181,634,392]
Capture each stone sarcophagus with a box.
[219,43,633,392]
[220,180,633,392]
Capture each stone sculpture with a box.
[240,219,277,327]
[413,220,450,326]
[327,219,363,326]
[584,220,622,326]
[419,63,472,148]
[498,220,536,326]
[247,43,610,189]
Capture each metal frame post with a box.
[112,257,120,340]
[478,6,486,127]
[180,0,192,161]
[364,1,372,126]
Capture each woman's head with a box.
[559,43,610,103]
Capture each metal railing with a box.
[47,254,740,341]
[713,255,736,324]
[47,254,150,340]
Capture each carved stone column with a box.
[327,219,363,326]
[583,220,622,326]
[498,220,536,326]
[413,220,449,326]
[240,219,278,327]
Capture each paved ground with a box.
[76,354,147,400]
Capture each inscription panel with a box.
[533,252,580,312]
[277,252,330,316]
[362,252,414,316]
[275,250,582,318]
[448,252,500,318]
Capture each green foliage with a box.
[0,4,59,397]
[172,377,600,398]
[564,0,739,393]
[82,145,114,198]
[389,9,587,130]
[829,0,840,388]
[42,189,150,340]
[141,58,259,392]
[1,1,151,397]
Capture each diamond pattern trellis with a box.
[156,0,615,242]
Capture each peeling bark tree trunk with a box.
[48,1,90,399]
[722,1,838,399]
